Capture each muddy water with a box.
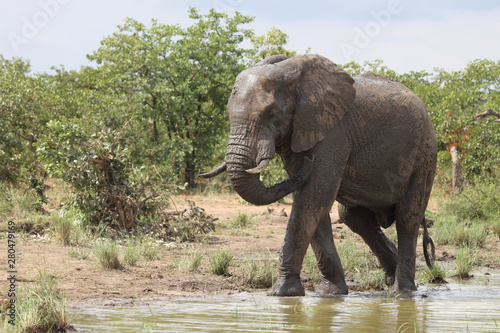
[70,273,500,332]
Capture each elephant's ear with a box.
[291,55,356,153]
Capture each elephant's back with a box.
[337,73,436,206]
[350,72,433,145]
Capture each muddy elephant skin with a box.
[200,54,437,296]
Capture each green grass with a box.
[433,216,489,248]
[51,213,72,245]
[419,262,448,284]
[123,241,142,266]
[93,239,121,269]
[208,249,233,276]
[188,251,203,271]
[9,268,71,332]
[240,253,277,288]
[302,248,321,285]
[68,247,90,260]
[337,238,386,291]
[230,212,254,228]
[455,247,480,278]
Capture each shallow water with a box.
[70,272,500,332]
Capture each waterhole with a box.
[69,272,499,332]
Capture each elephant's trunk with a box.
[225,139,313,206]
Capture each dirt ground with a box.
[1,194,499,308]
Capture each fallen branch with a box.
[470,109,500,122]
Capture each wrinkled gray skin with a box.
[200,54,437,296]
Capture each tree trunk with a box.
[153,119,159,143]
[450,145,462,194]
[184,161,195,187]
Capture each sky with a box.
[1,0,499,74]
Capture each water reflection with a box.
[70,274,500,332]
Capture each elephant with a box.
[200,54,437,296]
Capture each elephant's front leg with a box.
[268,179,342,296]
[311,215,348,295]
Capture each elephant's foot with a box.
[394,277,417,292]
[385,272,395,286]
[267,276,305,296]
[314,278,348,296]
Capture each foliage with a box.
[441,179,500,221]
[36,119,167,229]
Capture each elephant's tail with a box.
[422,217,435,268]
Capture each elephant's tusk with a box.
[198,162,227,178]
[245,159,271,174]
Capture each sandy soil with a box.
[1,194,499,308]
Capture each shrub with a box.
[442,180,500,221]
[37,121,168,230]
[155,200,216,242]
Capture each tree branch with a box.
[470,109,500,122]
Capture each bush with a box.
[155,200,216,242]
[37,121,168,230]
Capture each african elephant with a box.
[200,54,437,296]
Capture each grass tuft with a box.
[52,213,72,245]
[230,212,254,228]
[419,262,448,284]
[12,268,71,332]
[455,247,480,278]
[433,216,489,248]
[93,239,121,269]
[240,253,277,288]
[208,249,233,276]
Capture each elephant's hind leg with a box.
[311,215,348,295]
[338,204,398,284]
[394,168,435,291]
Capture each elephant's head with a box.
[200,54,356,205]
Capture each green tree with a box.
[87,8,255,186]
[0,56,64,182]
